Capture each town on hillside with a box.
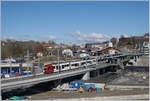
[1,33,149,61]
[1,1,149,100]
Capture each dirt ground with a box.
[30,88,149,100]
[136,55,149,66]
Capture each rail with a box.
[1,53,143,91]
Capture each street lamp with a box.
[57,45,60,73]
[57,44,62,91]
[37,52,43,74]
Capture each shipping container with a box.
[69,81,84,89]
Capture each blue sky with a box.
[1,1,149,44]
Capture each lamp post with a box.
[38,52,43,72]
[57,44,62,91]
[57,45,60,73]
[86,57,87,69]
[9,57,12,77]
[27,50,30,72]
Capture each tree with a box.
[48,40,56,45]
[111,37,117,47]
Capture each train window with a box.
[75,63,79,66]
[81,62,86,65]
[71,63,79,66]
[56,66,59,70]
[62,65,65,69]
[87,61,92,64]
[33,63,38,66]
[58,66,61,69]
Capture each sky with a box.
[1,1,149,44]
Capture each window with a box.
[87,61,92,64]
[81,62,86,65]
[66,64,69,67]
[71,63,79,66]
[62,65,65,69]
[56,66,59,70]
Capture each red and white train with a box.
[43,59,96,74]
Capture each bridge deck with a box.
[1,53,143,91]
[1,63,118,91]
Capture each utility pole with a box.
[57,46,60,73]
[9,57,12,76]
[86,58,87,68]
[27,50,29,70]
[37,52,43,74]
[27,50,31,72]
[27,50,30,63]
[57,45,62,91]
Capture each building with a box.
[85,41,110,56]
[62,49,73,57]
[85,41,109,49]
[144,33,149,38]
[79,53,90,59]
[0,60,33,78]
[118,33,149,49]
[140,42,149,55]
[100,47,121,55]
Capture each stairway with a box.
[33,66,43,75]
[117,60,124,69]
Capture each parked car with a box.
[1,74,5,78]
[4,74,10,78]
[21,71,33,77]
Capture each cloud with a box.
[47,35,56,40]
[70,31,82,40]
[70,31,81,36]
[35,34,56,40]
[2,33,57,42]
[122,34,129,38]
[70,31,110,43]
[38,34,57,42]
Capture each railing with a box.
[1,64,95,83]
[1,54,142,83]
[1,64,97,90]
[1,62,127,90]
[0,63,20,67]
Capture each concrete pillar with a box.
[0,90,1,101]
[93,70,100,77]
[97,70,100,77]
[134,56,137,62]
[113,67,117,72]
[99,69,102,75]
[53,79,62,90]
[82,71,90,80]
[128,56,130,60]
[6,68,8,74]
[18,68,21,74]
[110,66,113,72]
[102,68,105,73]
[19,63,22,74]
[10,67,12,74]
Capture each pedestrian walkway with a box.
[52,94,149,101]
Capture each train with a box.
[43,59,97,74]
